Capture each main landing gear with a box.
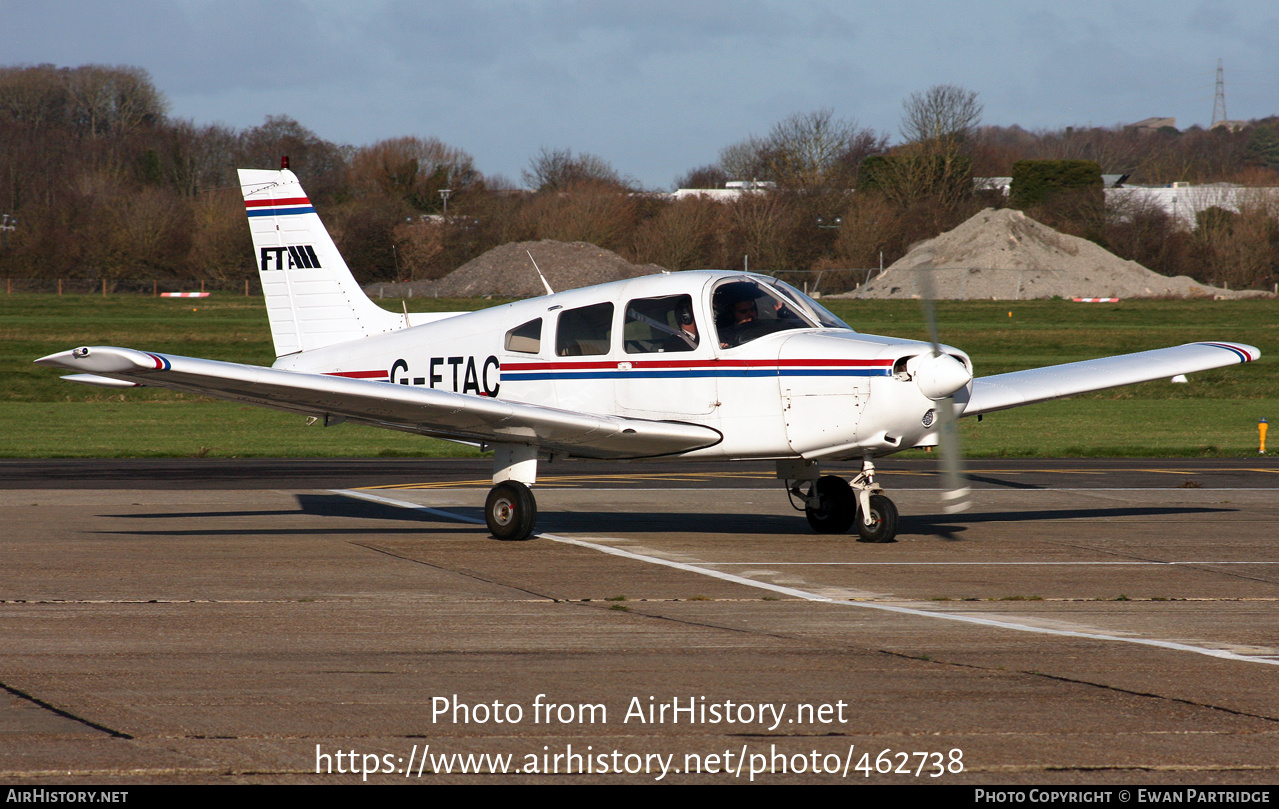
[485,480,537,541]
[485,444,540,541]
[783,456,899,543]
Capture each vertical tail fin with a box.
[239,168,404,357]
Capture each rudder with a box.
[239,167,404,357]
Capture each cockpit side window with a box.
[624,294,699,354]
[504,318,542,354]
[711,278,811,348]
[556,302,614,356]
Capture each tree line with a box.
[1,64,1276,291]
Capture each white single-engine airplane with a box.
[37,165,1260,542]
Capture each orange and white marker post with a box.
[1261,418,1269,455]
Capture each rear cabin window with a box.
[624,294,699,354]
[504,318,542,354]
[556,303,613,356]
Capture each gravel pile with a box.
[366,240,667,299]
[844,208,1260,300]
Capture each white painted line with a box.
[711,561,1279,566]
[337,488,486,525]
[332,489,1279,668]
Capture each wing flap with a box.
[36,347,722,459]
[966,341,1259,416]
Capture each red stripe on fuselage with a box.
[325,370,388,379]
[244,197,311,209]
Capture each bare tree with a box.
[883,85,983,210]
[517,181,639,249]
[718,137,770,182]
[900,84,982,145]
[672,163,727,190]
[64,65,167,139]
[392,217,448,281]
[714,112,886,191]
[633,197,720,270]
[0,64,71,131]
[760,109,885,191]
[238,115,347,173]
[189,187,253,280]
[350,136,481,211]
[522,147,630,192]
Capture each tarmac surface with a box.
[2,457,1277,784]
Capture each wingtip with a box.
[33,346,165,374]
[1197,342,1261,363]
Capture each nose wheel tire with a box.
[855,494,898,543]
[805,475,856,534]
[486,481,538,541]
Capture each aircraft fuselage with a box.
[275,271,968,462]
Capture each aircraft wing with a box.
[35,346,723,460]
[965,341,1259,416]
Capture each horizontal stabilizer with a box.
[966,341,1259,416]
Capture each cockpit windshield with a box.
[767,279,850,331]
[711,277,851,349]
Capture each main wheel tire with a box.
[855,494,899,543]
[805,475,856,534]
[485,481,538,541]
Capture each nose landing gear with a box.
[784,456,899,543]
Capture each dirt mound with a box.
[367,240,667,299]
[845,208,1258,300]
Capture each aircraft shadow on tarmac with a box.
[101,495,1237,542]
[903,505,1238,540]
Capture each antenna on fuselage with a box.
[527,251,555,296]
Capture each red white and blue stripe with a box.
[501,358,894,382]
[244,196,316,217]
[1198,342,1257,363]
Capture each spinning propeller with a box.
[915,269,972,514]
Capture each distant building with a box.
[1124,117,1177,133]
[672,180,775,201]
[973,176,1012,193]
[1209,120,1248,133]
[971,174,1128,196]
[1106,183,1279,227]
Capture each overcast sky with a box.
[4,0,1276,189]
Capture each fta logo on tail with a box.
[260,245,322,272]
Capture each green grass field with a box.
[1,293,1273,458]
